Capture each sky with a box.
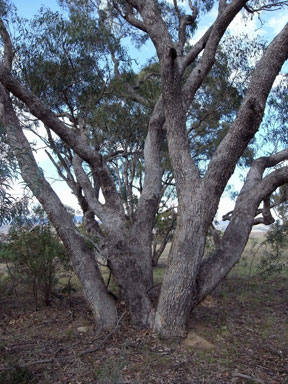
[13,0,61,18]
[7,1,288,224]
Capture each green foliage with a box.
[0,124,18,226]
[0,0,15,18]
[17,5,126,120]
[0,271,12,295]
[96,356,126,384]
[187,45,247,168]
[271,184,288,224]
[11,1,259,225]
[152,210,176,265]
[154,210,175,239]
[0,204,70,308]
[256,221,288,277]
[0,364,36,384]
[261,73,288,154]
[237,222,288,280]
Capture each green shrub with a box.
[0,271,13,296]
[256,221,287,277]
[0,364,36,384]
[0,205,70,309]
[96,358,126,384]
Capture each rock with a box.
[77,326,89,333]
[182,331,214,350]
[200,295,216,308]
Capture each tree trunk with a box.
[0,85,118,330]
[103,230,153,328]
[153,201,208,336]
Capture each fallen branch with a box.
[79,311,126,356]
[0,356,73,372]
[0,312,126,371]
[233,372,265,384]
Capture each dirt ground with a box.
[0,277,287,384]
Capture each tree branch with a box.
[182,0,249,107]
[0,64,100,165]
[178,10,197,53]
[113,1,148,32]
[72,155,105,217]
[244,1,288,13]
[252,197,275,225]
[0,18,13,71]
[204,22,288,200]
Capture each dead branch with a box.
[0,313,126,372]
[232,372,265,384]
[79,311,126,356]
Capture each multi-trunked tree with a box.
[0,0,287,337]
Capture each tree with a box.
[0,0,287,337]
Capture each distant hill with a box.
[216,220,268,234]
[0,216,83,235]
[74,216,83,224]
[0,217,268,236]
[0,225,10,234]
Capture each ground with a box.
[0,274,287,384]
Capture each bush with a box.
[0,205,70,309]
[0,364,36,384]
[256,221,287,277]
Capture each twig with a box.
[79,311,126,356]
[146,283,162,295]
[0,313,126,371]
[233,372,265,384]
[0,356,73,372]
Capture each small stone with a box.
[77,326,89,333]
[182,331,214,350]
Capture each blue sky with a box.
[8,1,288,220]
[13,0,61,18]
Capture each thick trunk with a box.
[153,48,206,336]
[107,245,153,327]
[70,96,163,328]
[79,197,154,328]
[153,200,208,336]
[0,86,118,330]
[152,22,288,338]
[153,194,255,336]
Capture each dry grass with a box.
[0,233,287,383]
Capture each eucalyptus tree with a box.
[105,0,288,337]
[0,0,288,337]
